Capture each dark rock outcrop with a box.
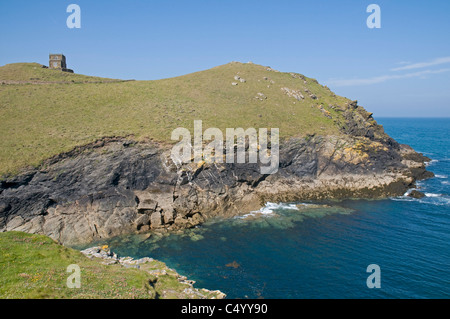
[0,128,433,245]
[0,101,434,245]
[408,190,426,199]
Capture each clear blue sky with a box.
[1,0,449,117]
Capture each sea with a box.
[102,118,450,299]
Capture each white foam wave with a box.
[420,196,450,206]
[391,196,414,202]
[403,189,413,196]
[426,159,439,166]
[238,202,299,219]
[392,191,450,206]
[415,181,425,187]
[425,193,442,198]
[435,174,448,179]
[420,151,434,156]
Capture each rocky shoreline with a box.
[80,245,226,299]
[0,101,434,245]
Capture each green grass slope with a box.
[0,231,154,298]
[0,61,353,177]
[0,62,119,83]
[0,231,221,299]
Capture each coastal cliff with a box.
[0,130,432,245]
[0,62,433,245]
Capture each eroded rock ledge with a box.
[80,245,226,299]
[0,106,433,245]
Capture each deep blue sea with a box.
[105,118,450,299]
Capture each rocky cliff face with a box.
[0,102,433,245]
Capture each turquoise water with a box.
[106,118,450,299]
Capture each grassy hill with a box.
[0,61,353,177]
[0,62,119,83]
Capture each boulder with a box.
[188,213,204,227]
[6,215,25,230]
[255,92,267,100]
[349,100,358,109]
[174,215,188,227]
[408,190,425,199]
[150,211,162,228]
[135,213,150,229]
[162,209,174,224]
[281,87,304,100]
[137,195,157,211]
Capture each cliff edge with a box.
[0,62,433,245]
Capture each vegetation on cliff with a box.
[1,61,374,177]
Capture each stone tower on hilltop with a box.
[48,54,74,73]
